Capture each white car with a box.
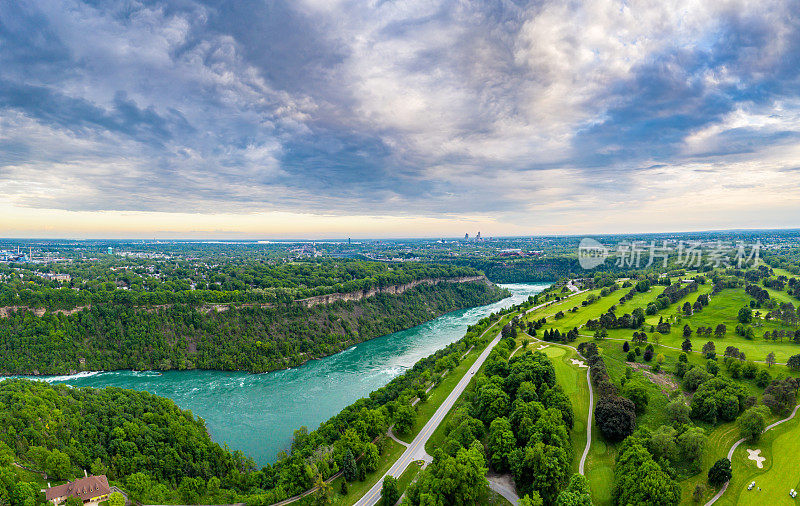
[748,482,755,491]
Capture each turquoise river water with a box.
[24,282,548,465]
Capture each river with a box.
[26,282,548,466]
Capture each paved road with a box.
[487,475,520,505]
[354,329,505,506]
[355,285,588,505]
[705,403,800,505]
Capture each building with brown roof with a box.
[44,475,110,506]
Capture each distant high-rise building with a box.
[108,246,113,255]
[464,233,469,240]
[476,231,482,240]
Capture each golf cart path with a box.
[527,334,594,474]
[705,403,800,505]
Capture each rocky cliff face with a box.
[295,275,491,307]
[0,276,493,317]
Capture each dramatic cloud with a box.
[1,0,799,235]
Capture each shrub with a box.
[683,367,711,391]
[708,458,732,486]
[595,396,636,441]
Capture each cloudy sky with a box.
[1,0,799,238]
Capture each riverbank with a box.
[14,283,549,465]
[1,280,508,376]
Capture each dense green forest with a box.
[412,344,581,504]
[0,307,520,505]
[0,379,251,506]
[0,281,506,375]
[0,260,482,310]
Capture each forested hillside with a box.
[0,259,481,309]
[0,307,519,506]
[0,281,507,375]
[0,380,252,505]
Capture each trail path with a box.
[704,403,800,505]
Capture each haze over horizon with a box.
[2,1,800,237]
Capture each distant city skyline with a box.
[1,1,799,237]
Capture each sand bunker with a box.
[747,449,766,468]
[571,358,589,368]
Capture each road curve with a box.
[704,403,800,506]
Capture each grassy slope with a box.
[515,277,800,505]
[399,313,518,443]
[722,414,800,506]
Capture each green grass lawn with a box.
[542,345,589,474]
[716,412,800,506]
[393,460,423,502]
[330,438,406,506]
[397,314,516,444]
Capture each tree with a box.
[677,426,708,464]
[714,324,726,338]
[313,474,334,505]
[108,493,125,506]
[341,450,358,482]
[702,341,716,359]
[681,337,692,352]
[64,498,83,506]
[9,482,36,506]
[595,396,636,441]
[207,477,221,498]
[623,341,630,352]
[692,484,706,503]
[738,307,752,324]
[394,404,416,434]
[788,354,800,371]
[178,477,204,505]
[708,458,732,487]
[683,367,711,391]
[381,476,400,506]
[666,400,691,425]
[766,352,776,367]
[487,417,516,472]
[763,377,799,415]
[362,442,379,473]
[622,380,650,413]
[613,443,681,506]
[555,474,592,506]
[690,377,747,424]
[683,325,693,338]
[519,492,544,506]
[756,369,772,388]
[405,446,487,505]
[706,359,719,376]
[44,448,71,480]
[738,405,771,441]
